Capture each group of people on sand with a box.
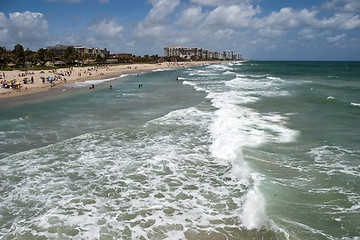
[1,80,22,90]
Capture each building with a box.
[232,53,242,60]
[164,46,241,60]
[73,46,108,58]
[46,45,109,58]
[165,46,199,59]
[46,45,68,56]
[224,50,233,60]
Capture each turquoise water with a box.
[0,62,359,239]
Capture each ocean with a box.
[0,61,359,239]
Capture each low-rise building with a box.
[47,45,109,58]
[46,45,68,56]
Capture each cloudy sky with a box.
[1,0,360,60]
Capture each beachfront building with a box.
[164,46,240,60]
[232,53,242,60]
[73,46,108,58]
[224,50,233,60]
[46,45,109,58]
[46,45,68,56]
[164,46,207,60]
[214,52,225,60]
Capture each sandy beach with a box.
[0,61,211,100]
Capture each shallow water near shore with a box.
[1,61,359,239]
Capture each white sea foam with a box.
[65,76,118,88]
[267,76,282,81]
[119,73,137,78]
[189,70,219,76]
[206,64,232,71]
[309,145,360,177]
[350,102,360,107]
[185,64,299,231]
[240,181,267,229]
[152,68,173,72]
[223,70,236,75]
[182,80,196,87]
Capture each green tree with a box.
[96,55,105,64]
[47,49,56,62]
[13,44,25,67]
[36,48,48,64]
[151,54,160,63]
[0,46,8,68]
[63,46,78,65]
[25,48,35,65]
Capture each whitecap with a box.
[152,68,173,72]
[65,77,118,88]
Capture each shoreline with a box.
[0,61,213,102]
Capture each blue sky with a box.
[1,0,359,60]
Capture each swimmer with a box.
[110,85,113,90]
[25,113,31,118]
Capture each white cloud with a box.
[204,4,260,28]
[135,23,170,39]
[0,11,48,49]
[90,19,123,40]
[319,13,360,30]
[177,7,204,28]
[135,0,179,40]
[62,18,124,49]
[0,12,8,29]
[322,0,360,13]
[327,33,346,42]
[214,29,235,39]
[255,8,318,30]
[257,27,284,37]
[190,0,253,6]
[145,0,179,24]
[297,28,319,40]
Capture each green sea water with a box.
[0,61,359,239]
